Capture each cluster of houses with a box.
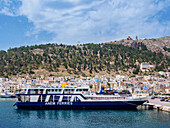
[0,71,169,96]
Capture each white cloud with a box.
[63,0,81,3]
[1,0,170,44]
[0,0,21,16]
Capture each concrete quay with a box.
[143,97,170,112]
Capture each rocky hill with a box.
[109,36,170,56]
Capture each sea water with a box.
[0,99,170,128]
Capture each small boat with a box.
[0,92,16,98]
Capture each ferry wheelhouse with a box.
[15,87,147,109]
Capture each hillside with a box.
[109,36,170,56]
[0,38,169,78]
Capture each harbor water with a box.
[0,99,170,128]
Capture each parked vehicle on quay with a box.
[160,98,165,101]
[165,99,169,102]
[151,95,156,99]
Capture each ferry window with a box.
[40,89,43,93]
[52,89,54,92]
[80,89,82,91]
[54,96,60,102]
[46,89,50,94]
[65,89,68,91]
[28,89,31,94]
[35,89,38,94]
[59,89,62,92]
[29,89,34,94]
[29,89,37,94]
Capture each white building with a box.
[140,62,150,70]
[140,62,155,71]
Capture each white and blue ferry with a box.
[15,87,147,109]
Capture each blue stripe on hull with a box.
[16,101,146,110]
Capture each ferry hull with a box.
[16,101,146,110]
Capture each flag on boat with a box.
[143,85,149,91]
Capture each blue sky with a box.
[0,0,170,50]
